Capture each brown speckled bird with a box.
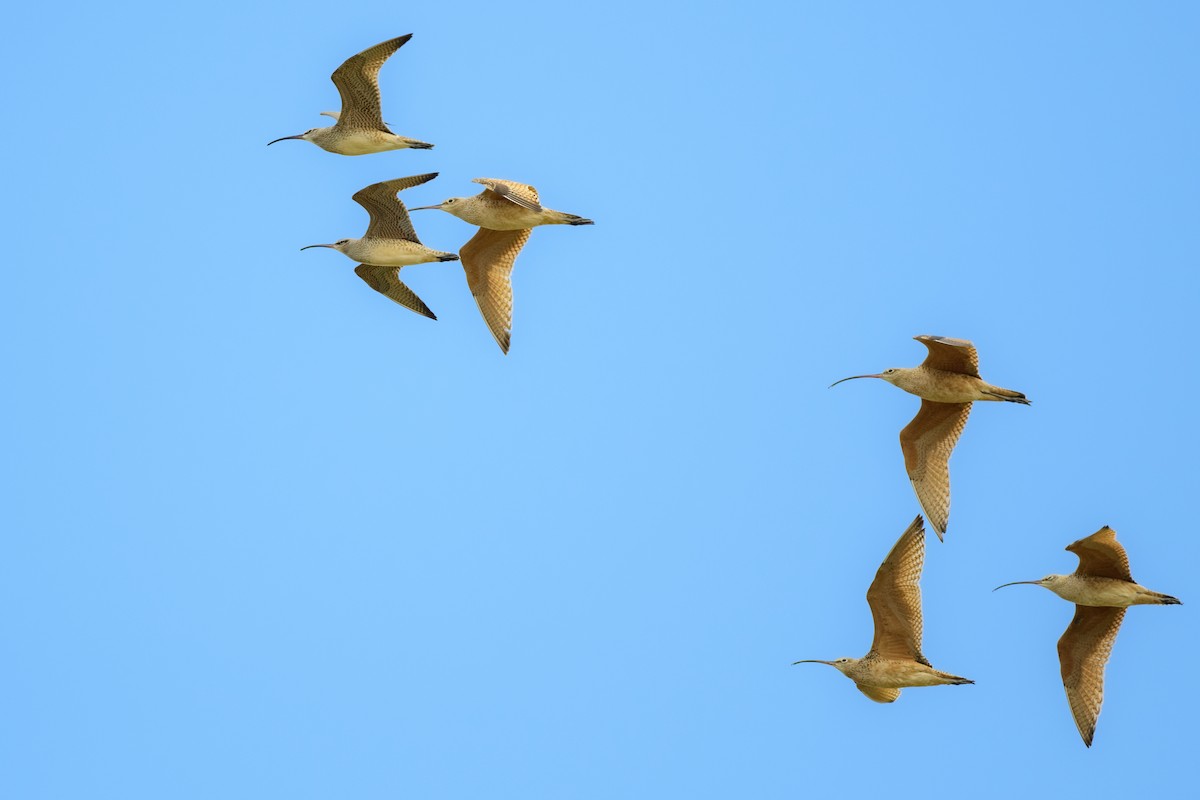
[300,173,458,318]
[412,178,593,354]
[831,335,1029,540]
[995,526,1181,747]
[268,35,433,154]
[793,516,974,702]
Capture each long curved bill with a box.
[300,244,336,251]
[829,374,881,388]
[408,204,443,212]
[267,134,305,145]
[992,580,1040,591]
[791,659,834,666]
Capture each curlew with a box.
[793,515,974,702]
[831,335,1029,540]
[301,173,458,319]
[411,178,593,354]
[995,526,1181,747]
[268,34,433,154]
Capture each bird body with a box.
[317,237,453,267]
[416,182,592,230]
[794,516,973,703]
[881,367,1028,405]
[1017,573,1181,608]
[269,35,433,155]
[820,655,973,690]
[302,127,431,156]
[301,173,457,320]
[831,335,1028,539]
[412,178,593,353]
[995,526,1180,746]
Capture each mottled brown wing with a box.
[856,685,901,703]
[1058,606,1125,747]
[866,516,929,664]
[459,228,532,354]
[354,264,436,319]
[1067,527,1134,582]
[352,174,437,241]
[331,35,410,131]
[900,401,972,540]
[473,178,543,212]
[915,335,980,377]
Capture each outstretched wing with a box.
[1058,606,1125,747]
[352,173,438,242]
[914,335,980,377]
[331,34,411,131]
[856,685,901,703]
[866,516,928,664]
[1067,526,1133,582]
[900,401,972,540]
[473,178,543,212]
[460,227,532,354]
[354,264,436,319]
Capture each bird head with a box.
[410,197,468,220]
[268,128,319,146]
[829,367,909,389]
[792,657,857,675]
[300,238,352,254]
[993,575,1063,592]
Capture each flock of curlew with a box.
[269,34,1179,749]
[799,335,1180,747]
[269,34,592,354]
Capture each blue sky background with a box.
[4,2,1198,797]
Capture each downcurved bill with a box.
[992,580,1040,591]
[300,244,336,251]
[829,374,882,388]
[408,204,443,212]
[267,134,305,145]
[792,659,834,666]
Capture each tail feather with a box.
[983,386,1030,405]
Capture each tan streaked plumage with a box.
[995,526,1181,747]
[831,335,1029,540]
[793,516,974,702]
[268,35,433,154]
[411,178,594,354]
[300,173,458,319]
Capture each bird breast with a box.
[454,201,544,231]
[852,659,950,688]
[315,128,406,155]
[344,239,440,266]
[894,369,987,403]
[1050,576,1153,607]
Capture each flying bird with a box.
[831,335,1029,539]
[268,34,433,154]
[793,516,974,702]
[301,173,458,319]
[412,178,593,354]
[995,526,1181,747]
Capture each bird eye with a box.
[445,198,456,204]
[885,369,896,374]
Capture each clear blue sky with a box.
[4,2,1198,797]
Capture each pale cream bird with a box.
[793,516,974,702]
[301,173,458,319]
[995,526,1181,747]
[411,178,593,354]
[268,35,433,154]
[831,335,1029,540]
